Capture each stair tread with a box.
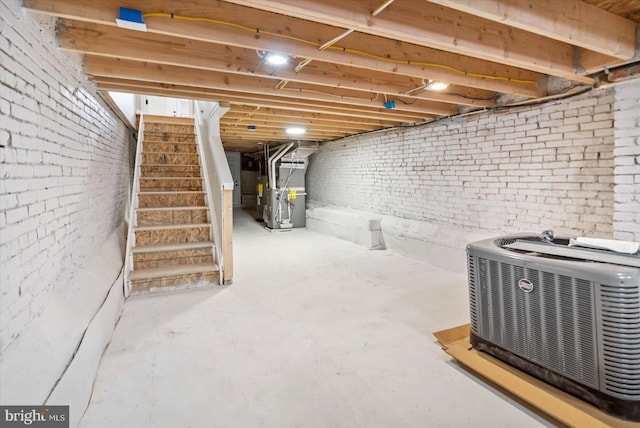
[144,126,194,129]
[143,144,197,147]
[138,191,205,194]
[136,206,207,212]
[132,241,215,254]
[144,138,196,141]
[143,115,194,123]
[144,132,195,136]
[135,223,210,232]
[142,151,199,155]
[140,164,201,167]
[143,136,196,139]
[129,263,217,281]
[140,177,202,180]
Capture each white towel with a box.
[569,237,640,254]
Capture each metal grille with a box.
[468,255,478,333]
[599,284,640,397]
[471,256,599,388]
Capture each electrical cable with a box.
[392,98,418,105]
[282,86,380,102]
[336,83,596,140]
[142,12,538,85]
[449,93,497,101]
[390,92,493,105]
[422,85,595,126]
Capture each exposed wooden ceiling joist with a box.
[220,128,345,138]
[24,0,546,98]
[425,0,636,61]
[222,111,394,131]
[84,56,457,116]
[22,0,639,150]
[222,116,382,134]
[584,0,640,22]
[58,20,496,108]
[223,0,596,83]
[93,79,432,123]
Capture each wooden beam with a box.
[23,0,545,97]
[222,118,375,133]
[58,20,496,108]
[223,0,594,83]
[221,120,361,135]
[223,112,384,132]
[94,79,430,122]
[224,107,399,128]
[579,51,640,75]
[425,0,636,61]
[221,121,350,135]
[220,129,345,139]
[84,56,458,116]
[93,78,430,123]
[221,140,304,152]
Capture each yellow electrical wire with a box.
[142,12,538,85]
[143,12,321,47]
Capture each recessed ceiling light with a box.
[286,127,306,135]
[428,81,449,91]
[266,53,288,66]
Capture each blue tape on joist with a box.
[119,7,144,24]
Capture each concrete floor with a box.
[79,209,549,428]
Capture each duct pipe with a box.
[268,142,294,190]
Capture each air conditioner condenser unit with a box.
[467,234,640,421]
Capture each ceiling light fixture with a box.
[286,127,306,135]
[428,81,449,91]
[266,53,289,66]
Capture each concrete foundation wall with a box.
[306,204,493,272]
[0,2,133,405]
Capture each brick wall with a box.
[308,88,616,238]
[613,79,640,242]
[0,2,133,353]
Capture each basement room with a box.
[1,0,640,427]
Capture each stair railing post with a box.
[123,113,145,297]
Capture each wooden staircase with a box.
[128,116,219,294]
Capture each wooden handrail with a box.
[194,102,234,284]
[123,113,145,296]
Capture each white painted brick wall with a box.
[613,79,640,242]
[308,88,616,238]
[0,2,133,352]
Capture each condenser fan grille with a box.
[470,256,598,388]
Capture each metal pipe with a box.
[275,80,289,90]
[268,142,294,190]
[295,58,313,72]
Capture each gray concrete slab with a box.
[79,209,549,427]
